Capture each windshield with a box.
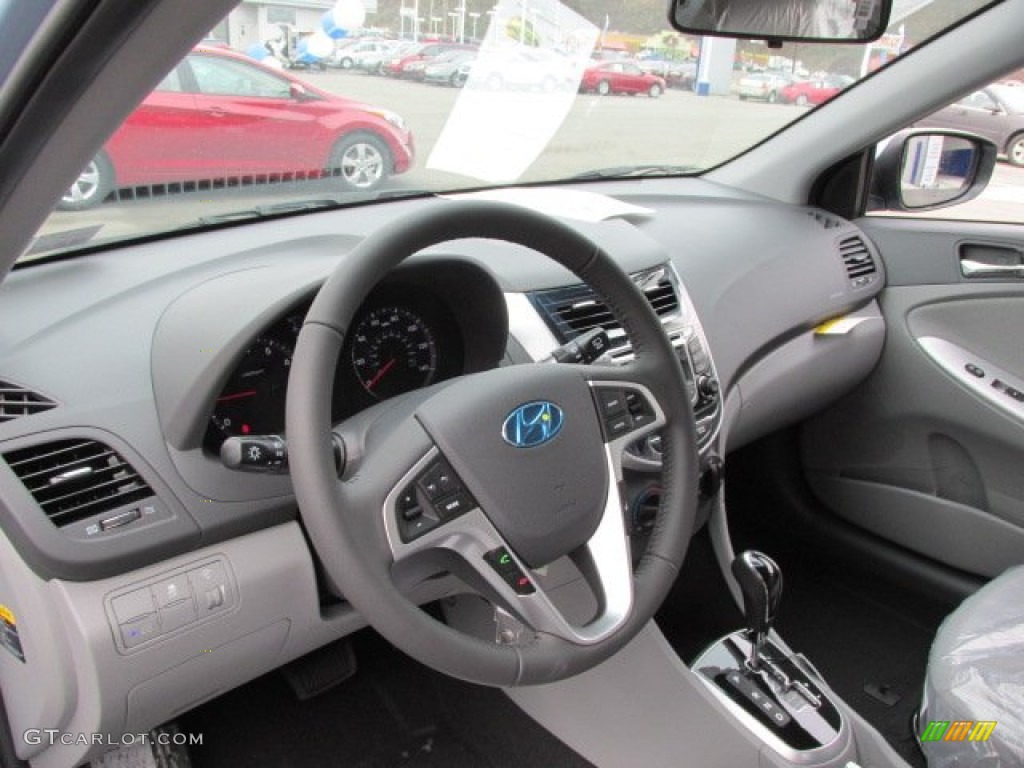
[23,0,994,261]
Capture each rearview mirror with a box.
[869,129,997,212]
[671,0,891,43]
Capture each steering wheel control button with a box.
[435,491,472,518]
[484,548,536,595]
[625,388,655,428]
[594,386,657,440]
[597,389,627,418]
[398,459,476,541]
[418,460,458,501]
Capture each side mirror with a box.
[869,129,997,212]
[671,0,891,43]
[289,82,310,100]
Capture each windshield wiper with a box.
[191,199,340,227]
[572,164,699,180]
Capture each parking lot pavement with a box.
[35,69,1024,244]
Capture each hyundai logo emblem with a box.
[502,401,564,448]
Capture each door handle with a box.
[207,107,227,118]
[960,259,1024,279]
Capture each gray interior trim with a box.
[918,336,1024,425]
[805,473,1024,578]
[727,303,885,454]
[18,522,459,768]
[506,622,908,768]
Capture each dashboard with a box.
[0,180,888,768]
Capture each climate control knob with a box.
[697,376,720,399]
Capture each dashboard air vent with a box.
[529,266,680,349]
[0,380,57,423]
[839,235,877,286]
[2,439,153,528]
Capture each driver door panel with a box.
[799,217,1024,578]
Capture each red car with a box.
[580,61,666,97]
[383,42,476,79]
[60,48,415,210]
[780,75,853,106]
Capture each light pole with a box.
[469,11,480,40]
[430,15,441,35]
[485,7,496,42]
[447,11,458,39]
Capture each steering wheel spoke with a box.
[384,446,636,645]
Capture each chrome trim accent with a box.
[918,336,1024,425]
[960,259,1024,279]
[381,450,641,645]
[504,292,561,362]
[692,631,848,764]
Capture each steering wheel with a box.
[287,199,698,686]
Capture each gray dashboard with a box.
[0,178,889,768]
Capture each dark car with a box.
[580,61,666,97]
[917,83,1024,165]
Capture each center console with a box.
[692,551,848,764]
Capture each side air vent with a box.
[530,267,680,349]
[3,439,153,528]
[839,235,877,287]
[0,380,57,423]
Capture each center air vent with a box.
[529,266,680,349]
[0,380,57,423]
[839,235,877,287]
[2,439,153,528]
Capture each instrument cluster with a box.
[203,284,465,453]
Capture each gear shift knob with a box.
[731,550,783,668]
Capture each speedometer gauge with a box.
[210,336,292,439]
[351,306,437,399]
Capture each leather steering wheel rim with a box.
[286,198,699,686]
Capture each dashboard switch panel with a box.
[106,557,236,653]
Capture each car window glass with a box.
[155,67,185,93]
[190,55,291,99]
[871,76,1024,224]
[960,91,997,110]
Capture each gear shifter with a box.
[731,550,783,670]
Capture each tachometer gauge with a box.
[351,306,437,399]
[210,336,292,439]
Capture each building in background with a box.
[212,0,378,52]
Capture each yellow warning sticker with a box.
[0,604,25,662]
